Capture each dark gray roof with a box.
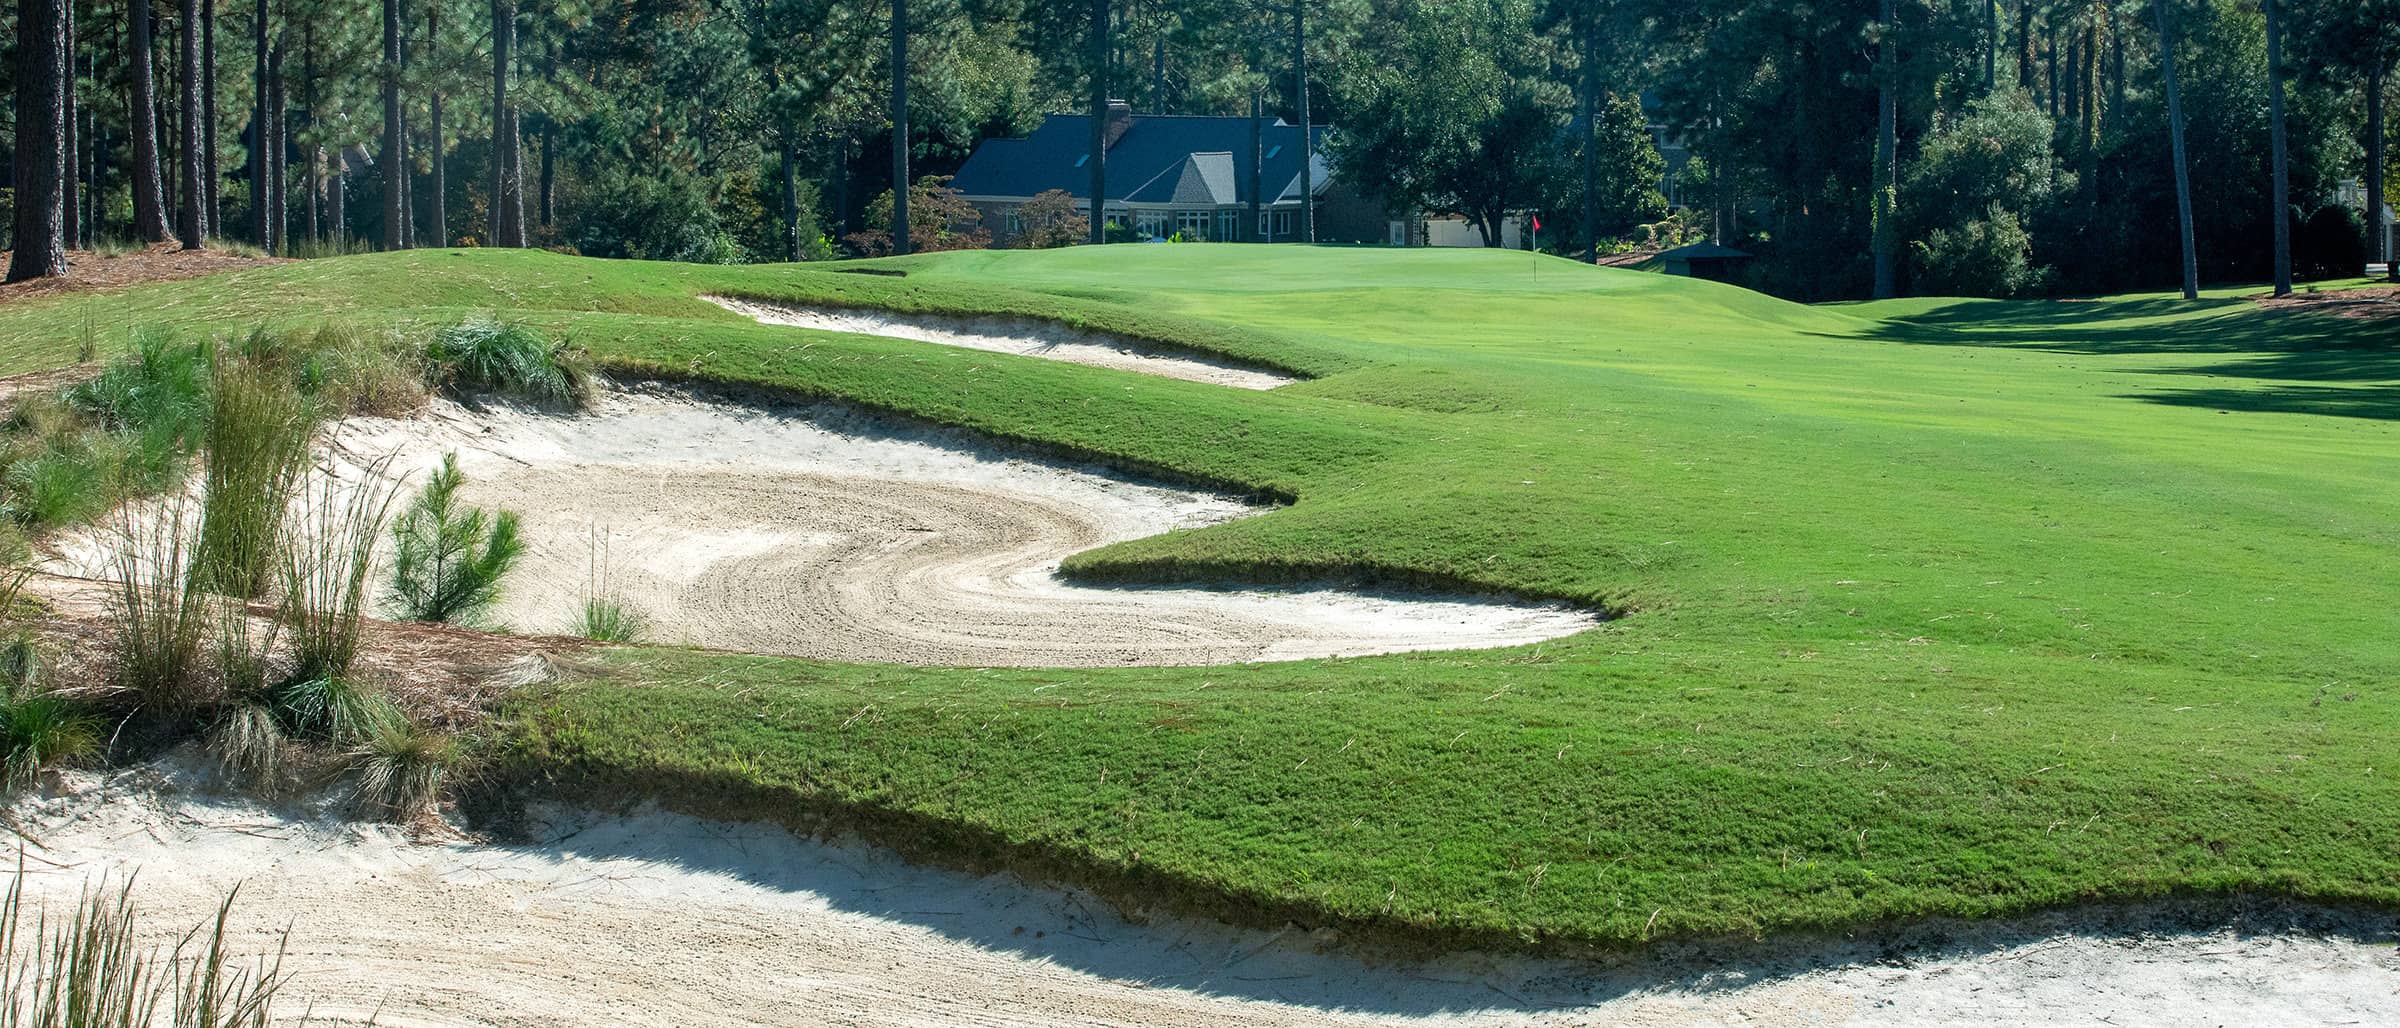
[1658,242,1753,261]
[951,114,1330,205]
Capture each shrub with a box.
[388,453,524,625]
[1909,208,2053,299]
[192,355,316,598]
[344,713,463,821]
[424,318,594,407]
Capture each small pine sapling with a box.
[388,453,525,624]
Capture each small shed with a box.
[1658,242,1754,283]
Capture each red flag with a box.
[1531,214,1543,231]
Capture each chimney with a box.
[1103,100,1134,149]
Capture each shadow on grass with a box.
[514,803,2397,1019]
[1861,298,2400,421]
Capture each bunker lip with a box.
[703,294,1301,390]
[59,382,1588,668]
[19,764,2400,1028]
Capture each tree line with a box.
[5,0,2396,299]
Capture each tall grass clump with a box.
[69,330,212,445]
[105,500,212,711]
[571,529,645,643]
[424,317,594,406]
[0,872,288,1027]
[281,453,403,688]
[344,713,464,821]
[388,453,523,625]
[191,355,316,598]
[0,635,98,789]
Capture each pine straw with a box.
[0,246,291,306]
[13,570,589,733]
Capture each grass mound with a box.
[0,247,2394,951]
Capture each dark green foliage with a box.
[2292,204,2367,282]
[388,453,525,625]
[424,319,594,407]
[567,170,750,265]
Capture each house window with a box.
[1175,210,1211,240]
[1136,211,1168,239]
[1003,208,1025,235]
[1264,209,1292,238]
[1214,209,1238,241]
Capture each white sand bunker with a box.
[707,295,1298,390]
[322,386,1593,666]
[17,766,2400,1028]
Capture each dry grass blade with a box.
[105,498,210,711]
[280,448,405,687]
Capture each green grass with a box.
[2,246,2396,950]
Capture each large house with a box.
[949,102,1396,246]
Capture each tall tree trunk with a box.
[489,0,522,246]
[537,34,555,228]
[9,0,72,281]
[2153,0,2198,299]
[1872,0,1898,299]
[2015,0,2033,91]
[250,0,266,244]
[2044,18,2058,117]
[777,123,799,260]
[2106,2,2124,125]
[427,97,446,248]
[2262,0,2291,295]
[1983,0,1997,93]
[176,0,204,247]
[381,0,405,249]
[1578,14,1596,263]
[831,131,850,238]
[2077,22,2097,209]
[331,147,347,246]
[1247,89,1262,241]
[538,118,554,227]
[128,0,172,241]
[426,0,445,246]
[63,0,82,251]
[203,0,218,232]
[890,0,910,254]
[303,17,318,244]
[268,40,285,252]
[1294,0,1311,243]
[2371,62,2389,277]
[1086,0,1106,244]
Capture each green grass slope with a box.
[4,247,2395,950]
